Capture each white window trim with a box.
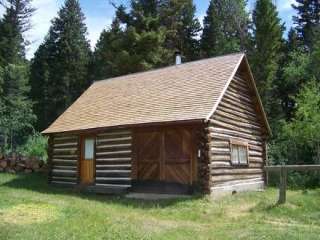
[84,138,95,160]
[230,139,249,166]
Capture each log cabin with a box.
[42,53,271,196]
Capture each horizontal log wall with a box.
[50,134,79,186]
[209,74,267,190]
[95,129,132,188]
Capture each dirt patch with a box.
[285,203,299,210]
[140,216,209,234]
[264,218,320,229]
[225,202,257,219]
[140,218,178,233]
[0,203,60,225]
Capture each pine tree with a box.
[201,0,221,57]
[309,30,320,80]
[250,0,284,118]
[0,66,3,118]
[117,0,160,30]
[292,0,320,49]
[160,0,201,61]
[0,66,4,145]
[276,27,303,120]
[287,27,300,53]
[0,0,34,32]
[51,0,92,102]
[0,65,3,89]
[0,0,35,66]
[29,42,51,131]
[277,25,320,122]
[200,0,249,57]
[93,1,169,79]
[279,50,310,120]
[93,18,125,80]
[1,64,36,149]
[30,0,91,130]
[0,9,23,66]
[93,0,201,77]
[0,0,35,149]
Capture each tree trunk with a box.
[10,129,13,153]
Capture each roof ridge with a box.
[93,52,245,85]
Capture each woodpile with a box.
[0,153,47,174]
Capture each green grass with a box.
[0,173,319,240]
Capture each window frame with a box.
[80,134,96,162]
[229,139,249,167]
[84,138,95,161]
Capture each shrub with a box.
[18,133,48,162]
[269,81,320,188]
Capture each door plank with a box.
[137,131,161,181]
[164,128,192,184]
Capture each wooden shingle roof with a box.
[43,53,264,134]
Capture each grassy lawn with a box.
[0,173,319,240]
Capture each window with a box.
[230,140,249,166]
[84,138,94,160]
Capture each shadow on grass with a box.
[0,173,204,209]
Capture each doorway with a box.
[134,127,195,193]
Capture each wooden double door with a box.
[135,127,195,185]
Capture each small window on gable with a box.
[230,140,249,166]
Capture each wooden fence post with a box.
[265,165,320,204]
[278,165,287,204]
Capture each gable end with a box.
[207,56,271,137]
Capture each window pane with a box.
[85,139,94,160]
[231,145,239,164]
[239,146,248,164]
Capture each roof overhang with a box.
[42,118,204,136]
